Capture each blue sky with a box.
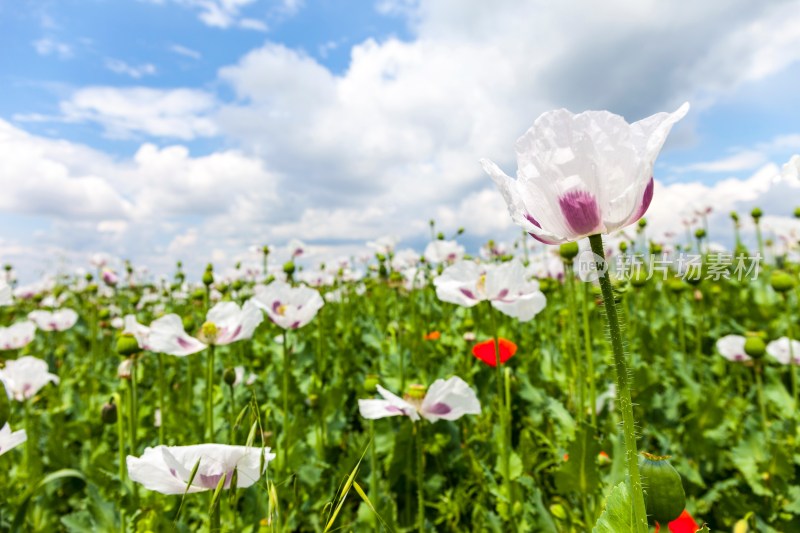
[1,0,800,281]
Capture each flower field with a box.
[1,105,799,533]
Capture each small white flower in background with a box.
[767,337,800,365]
[716,335,750,362]
[358,376,481,423]
[117,358,133,379]
[0,356,60,401]
[154,409,162,428]
[101,268,119,287]
[90,252,111,269]
[434,260,546,322]
[0,280,12,306]
[233,366,257,387]
[481,103,689,245]
[127,444,275,495]
[391,248,420,271]
[252,281,324,330]
[287,239,306,258]
[595,383,616,415]
[0,423,27,457]
[111,317,124,329]
[28,309,79,332]
[423,240,465,264]
[0,321,36,350]
[367,236,397,256]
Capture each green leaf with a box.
[554,425,601,494]
[593,482,633,533]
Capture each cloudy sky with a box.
[2,0,800,280]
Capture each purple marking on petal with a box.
[198,473,224,489]
[176,337,193,349]
[734,355,744,361]
[228,325,242,341]
[290,321,300,329]
[631,177,654,222]
[169,468,177,477]
[524,213,542,228]
[427,402,451,415]
[524,214,560,244]
[272,301,282,313]
[558,190,601,235]
[386,406,404,414]
[460,288,477,300]
[495,288,509,301]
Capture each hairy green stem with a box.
[416,422,425,533]
[488,304,513,513]
[206,344,216,441]
[582,283,598,427]
[282,329,290,472]
[588,234,647,533]
[157,353,166,444]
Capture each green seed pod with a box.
[619,241,628,253]
[638,217,647,229]
[202,270,214,287]
[232,279,244,292]
[640,453,685,524]
[98,308,111,320]
[630,269,649,288]
[666,277,686,293]
[101,400,118,425]
[694,228,706,239]
[283,261,296,276]
[730,211,739,222]
[751,207,763,221]
[116,332,140,357]
[182,315,195,333]
[744,335,766,359]
[223,367,237,386]
[406,384,426,400]
[364,374,380,393]
[559,241,579,261]
[0,381,10,428]
[770,270,796,293]
[794,207,800,219]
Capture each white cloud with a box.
[169,44,202,59]
[105,59,157,79]
[59,87,218,139]
[678,150,767,173]
[32,38,72,59]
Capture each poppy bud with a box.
[283,261,296,276]
[98,308,111,320]
[694,228,706,239]
[306,394,319,408]
[202,270,214,287]
[666,278,685,293]
[619,241,628,253]
[744,334,766,359]
[630,269,648,288]
[232,279,244,292]
[770,270,796,293]
[101,400,118,425]
[406,384,426,400]
[364,374,380,393]
[182,315,195,332]
[638,217,647,228]
[730,211,739,222]
[223,367,237,386]
[116,333,139,356]
[86,283,98,294]
[191,288,205,301]
[559,242,579,261]
[794,207,800,219]
[639,452,685,523]
[751,207,763,220]
[0,382,9,428]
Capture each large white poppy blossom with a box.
[124,314,207,356]
[767,337,800,365]
[0,356,60,401]
[434,260,546,322]
[358,376,481,423]
[251,281,324,330]
[481,103,689,244]
[0,321,36,350]
[127,444,275,495]
[204,300,264,345]
[715,335,750,362]
[28,309,79,332]
[0,423,27,457]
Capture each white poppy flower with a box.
[716,335,750,362]
[423,240,465,264]
[251,281,324,330]
[0,356,59,401]
[148,315,206,356]
[0,280,12,306]
[0,321,36,350]
[204,300,264,345]
[27,309,79,332]
[0,423,27,457]
[358,376,481,423]
[481,103,689,244]
[434,260,546,321]
[767,337,800,365]
[127,444,275,495]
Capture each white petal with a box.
[421,376,481,422]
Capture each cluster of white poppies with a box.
[717,335,800,365]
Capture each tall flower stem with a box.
[588,234,647,533]
[582,283,597,427]
[488,304,513,513]
[157,353,166,444]
[416,422,425,533]
[23,399,34,479]
[565,263,585,419]
[784,293,798,404]
[755,363,768,434]
[369,420,379,533]
[282,329,290,472]
[129,356,138,455]
[206,344,216,441]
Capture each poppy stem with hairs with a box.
[157,352,166,444]
[785,293,798,405]
[488,304,512,512]
[23,398,33,479]
[588,234,647,533]
[755,363,768,435]
[416,421,425,533]
[282,329,289,472]
[370,421,379,533]
[582,283,597,428]
[206,344,215,441]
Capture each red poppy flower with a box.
[654,510,700,533]
[424,331,441,341]
[472,338,517,367]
